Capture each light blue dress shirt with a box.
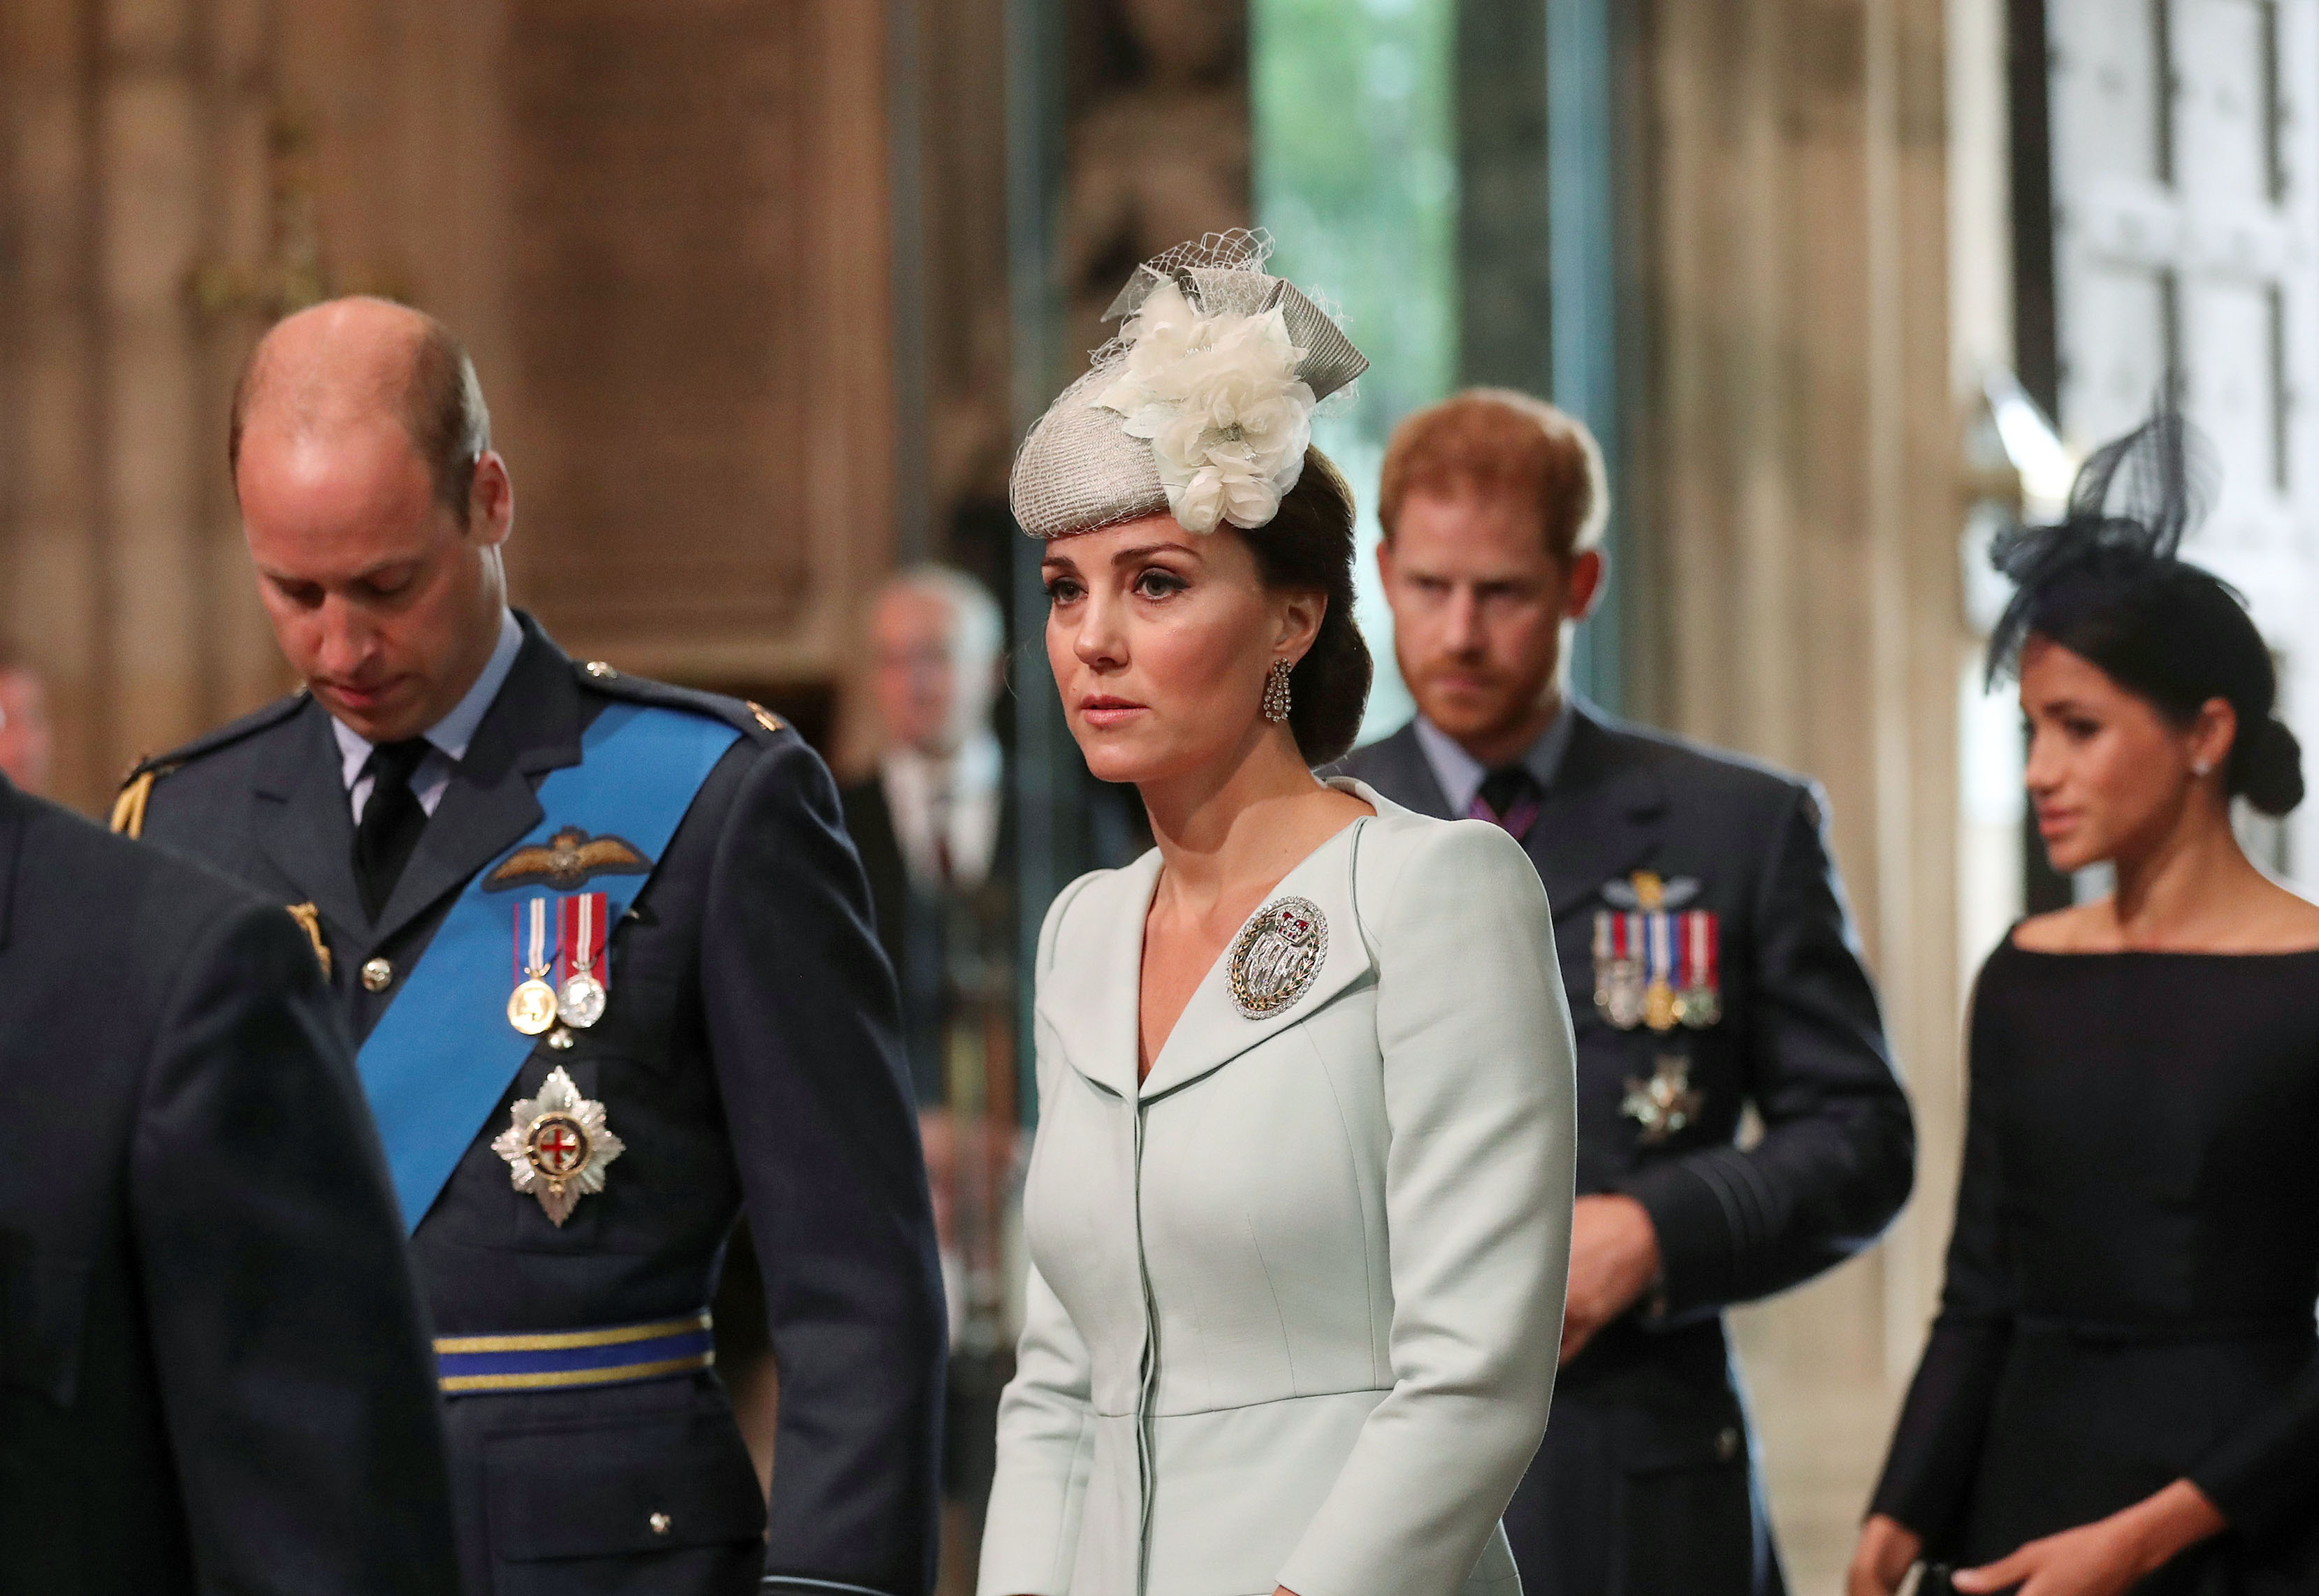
[1412,696,1576,816]
[331,608,525,822]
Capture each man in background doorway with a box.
[1341,389,1916,1596]
[841,565,1017,1587]
[0,642,54,795]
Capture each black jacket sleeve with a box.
[131,898,460,1595]
[702,740,947,1596]
[1620,783,1917,1319]
[2188,1344,2319,1541]
[1868,985,2012,1548]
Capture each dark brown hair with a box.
[1246,449,1371,767]
[1378,388,1606,560]
[228,305,492,523]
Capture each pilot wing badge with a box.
[485,826,653,892]
[492,1066,625,1226]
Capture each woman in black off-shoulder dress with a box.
[1854,409,2319,1596]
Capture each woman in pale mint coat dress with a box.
[980,235,1577,1596]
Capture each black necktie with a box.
[354,738,432,922]
[1470,765,1543,842]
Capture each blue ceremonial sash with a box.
[358,702,741,1231]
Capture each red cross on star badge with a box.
[490,1064,625,1226]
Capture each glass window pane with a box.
[1253,0,1459,743]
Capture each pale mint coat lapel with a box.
[1037,803,1384,1106]
[1035,850,1161,1100]
[1139,816,1374,1101]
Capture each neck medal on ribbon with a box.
[1229,897,1328,1020]
[1594,871,1720,1033]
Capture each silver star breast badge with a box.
[491,1065,625,1226]
[1621,1054,1704,1147]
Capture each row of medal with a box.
[1592,907,1721,1033]
[507,892,614,1037]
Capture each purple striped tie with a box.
[1469,766,1541,842]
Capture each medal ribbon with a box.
[562,892,608,986]
[356,702,741,1233]
[514,894,560,984]
[1648,911,1673,988]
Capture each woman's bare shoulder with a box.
[2246,876,2319,950]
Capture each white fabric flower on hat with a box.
[1091,280,1317,533]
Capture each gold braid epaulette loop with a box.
[109,769,157,839]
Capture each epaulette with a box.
[110,690,308,839]
[569,658,790,748]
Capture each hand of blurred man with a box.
[1560,1194,1662,1363]
[1845,1516,1923,1596]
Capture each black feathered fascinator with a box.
[1984,399,2221,687]
[1984,396,2304,816]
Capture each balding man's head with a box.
[230,298,516,745]
[0,641,52,796]
[231,296,490,523]
[871,566,1006,756]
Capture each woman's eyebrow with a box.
[1110,542,1193,567]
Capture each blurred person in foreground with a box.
[113,296,945,1596]
[0,641,53,794]
[1851,408,2319,1596]
[841,564,1019,1566]
[981,235,1575,1596]
[1341,388,1916,1596]
[0,768,457,1593]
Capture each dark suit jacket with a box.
[129,615,945,1596]
[839,771,1017,1109]
[0,776,457,1596]
[1343,704,1914,1596]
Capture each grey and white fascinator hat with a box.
[1011,231,1369,539]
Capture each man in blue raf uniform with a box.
[1342,390,1915,1596]
[116,298,945,1596]
[1,771,458,1595]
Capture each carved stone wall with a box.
[1062,0,1251,370]
[0,0,896,808]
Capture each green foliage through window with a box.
[1253,0,1459,742]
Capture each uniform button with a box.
[1715,1426,1740,1462]
[361,957,394,993]
[648,1511,671,1537]
[585,660,618,679]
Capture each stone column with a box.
[1621,0,1964,1580]
[0,0,280,810]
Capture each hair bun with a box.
[2234,715,2305,817]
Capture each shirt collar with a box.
[330,607,525,784]
[882,728,1002,799]
[1413,697,1576,818]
